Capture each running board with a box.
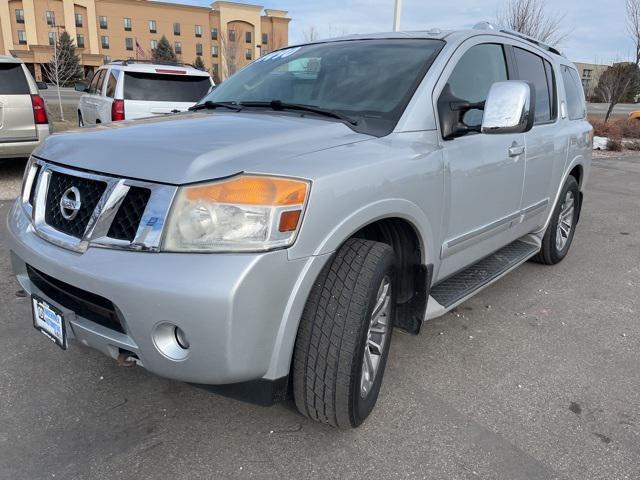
[429,240,539,312]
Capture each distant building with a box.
[0,0,290,81]
[573,62,610,101]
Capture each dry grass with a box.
[45,103,77,133]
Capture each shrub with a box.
[626,140,640,150]
[589,117,640,139]
[607,138,623,151]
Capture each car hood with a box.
[35,112,372,184]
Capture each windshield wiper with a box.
[239,100,358,126]
[188,100,242,112]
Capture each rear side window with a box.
[105,69,119,98]
[561,66,586,120]
[0,63,30,94]
[445,43,508,127]
[123,72,211,102]
[513,47,554,123]
[95,69,107,95]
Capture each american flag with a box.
[135,40,145,58]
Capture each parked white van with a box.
[76,61,214,126]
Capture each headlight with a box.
[162,174,310,252]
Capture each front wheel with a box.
[532,175,580,265]
[292,238,396,429]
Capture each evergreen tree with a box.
[152,35,177,63]
[43,31,82,87]
[193,56,205,71]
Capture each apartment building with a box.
[573,62,609,101]
[0,0,290,81]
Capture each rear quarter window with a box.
[123,72,211,102]
[0,63,30,94]
[561,66,586,120]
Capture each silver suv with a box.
[7,25,592,429]
[0,55,51,159]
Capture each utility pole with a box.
[393,0,402,32]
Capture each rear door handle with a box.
[509,144,525,157]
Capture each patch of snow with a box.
[593,136,608,150]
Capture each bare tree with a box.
[627,0,640,65]
[41,30,82,121]
[596,62,640,122]
[496,0,568,46]
[220,30,238,80]
[301,26,320,43]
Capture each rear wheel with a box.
[292,238,395,429]
[532,175,580,265]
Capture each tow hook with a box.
[117,352,137,367]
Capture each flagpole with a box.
[135,36,138,61]
[393,0,402,32]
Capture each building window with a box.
[245,48,252,60]
[15,9,25,24]
[150,39,158,50]
[75,13,83,27]
[196,43,203,56]
[228,29,236,42]
[211,28,218,40]
[195,25,203,38]
[104,55,111,63]
[99,16,108,29]
[124,17,132,31]
[262,33,268,44]
[211,45,219,57]
[245,31,252,44]
[101,36,110,49]
[175,42,182,54]
[17,31,27,45]
[46,11,55,26]
[77,34,85,48]
[212,63,218,76]
[149,20,157,33]
[583,69,592,78]
[172,22,180,35]
[48,32,56,46]
[125,37,133,51]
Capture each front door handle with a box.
[509,144,525,157]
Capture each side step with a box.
[430,240,539,309]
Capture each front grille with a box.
[44,172,107,238]
[107,187,151,241]
[27,265,125,334]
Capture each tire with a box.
[531,175,580,265]
[292,238,396,429]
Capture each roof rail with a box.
[107,58,197,68]
[472,21,564,57]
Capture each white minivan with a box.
[76,61,214,126]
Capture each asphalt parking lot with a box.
[0,155,638,480]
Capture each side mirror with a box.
[481,81,535,134]
[36,81,48,90]
[74,82,88,92]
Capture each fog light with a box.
[152,322,190,361]
[174,326,190,349]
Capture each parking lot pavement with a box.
[40,87,83,107]
[0,156,638,480]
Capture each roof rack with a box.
[472,21,565,57]
[107,58,197,68]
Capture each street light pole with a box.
[393,0,402,32]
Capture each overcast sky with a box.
[172,0,631,64]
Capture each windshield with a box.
[202,39,444,136]
[123,72,212,102]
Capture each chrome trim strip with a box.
[23,159,177,254]
[444,210,521,253]
[521,198,549,219]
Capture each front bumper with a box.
[7,199,322,387]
